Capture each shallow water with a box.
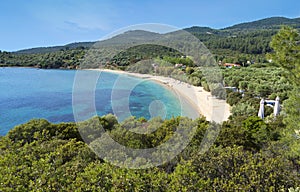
[0,67,197,135]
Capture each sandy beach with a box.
[90,69,231,123]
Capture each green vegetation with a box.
[222,66,292,117]
[268,26,300,158]
[189,29,276,64]
[1,17,299,69]
[1,19,300,191]
[0,47,86,69]
[0,114,299,191]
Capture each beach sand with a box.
[89,69,231,123]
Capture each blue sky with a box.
[1,0,299,51]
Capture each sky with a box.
[0,0,299,51]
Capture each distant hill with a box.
[15,42,94,54]
[183,17,300,34]
[184,26,217,33]
[5,16,299,69]
[14,31,162,54]
[96,30,161,46]
[14,16,300,54]
[224,17,300,30]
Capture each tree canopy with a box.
[268,26,300,157]
[0,114,299,191]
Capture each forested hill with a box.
[224,17,300,30]
[180,17,300,64]
[14,16,300,54]
[184,17,300,33]
[15,42,94,54]
[1,16,299,69]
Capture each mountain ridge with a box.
[13,16,300,54]
[223,16,300,30]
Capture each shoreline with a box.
[88,69,231,123]
[2,67,231,123]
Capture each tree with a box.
[185,66,194,75]
[242,116,269,147]
[269,26,300,85]
[231,102,256,118]
[238,81,247,91]
[269,26,300,157]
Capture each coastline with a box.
[88,69,231,123]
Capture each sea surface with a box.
[0,67,197,135]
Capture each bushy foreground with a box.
[0,114,299,191]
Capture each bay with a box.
[0,67,193,135]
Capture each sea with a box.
[0,67,197,135]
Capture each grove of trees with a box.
[0,113,299,191]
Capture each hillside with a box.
[15,42,94,54]
[1,16,299,69]
[14,30,161,54]
[224,17,300,30]
[14,16,300,54]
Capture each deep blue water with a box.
[0,67,195,135]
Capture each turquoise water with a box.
[0,67,195,135]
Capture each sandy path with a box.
[89,69,231,123]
